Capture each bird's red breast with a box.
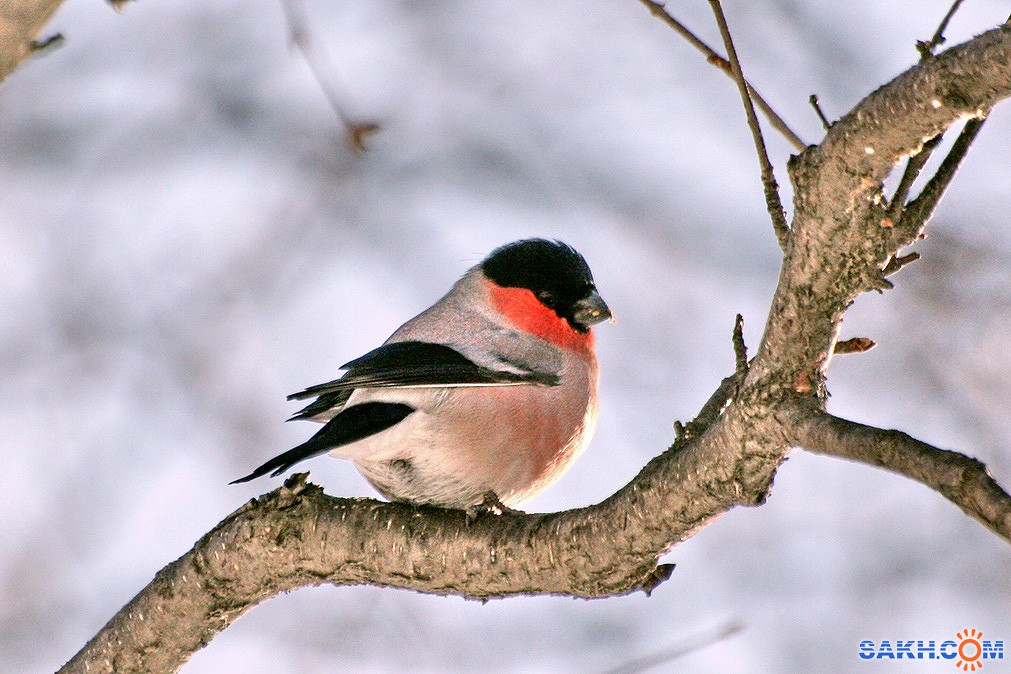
[486,280,595,353]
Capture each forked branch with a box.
[638,0,807,152]
[886,133,943,220]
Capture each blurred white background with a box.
[1,1,1009,672]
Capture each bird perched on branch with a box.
[232,239,611,510]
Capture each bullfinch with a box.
[232,239,611,509]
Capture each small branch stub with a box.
[733,314,748,377]
[916,0,967,59]
[882,252,921,277]
[834,337,876,355]
[641,563,676,597]
[809,94,832,130]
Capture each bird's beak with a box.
[572,290,612,328]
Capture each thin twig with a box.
[881,251,920,277]
[30,32,64,53]
[808,94,831,130]
[280,0,380,153]
[890,0,970,221]
[916,0,967,59]
[604,621,744,674]
[706,0,791,252]
[902,116,987,231]
[887,134,944,220]
[638,0,806,151]
[795,412,1011,542]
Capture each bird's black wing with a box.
[234,343,560,483]
[286,389,354,422]
[288,340,559,403]
[230,402,415,483]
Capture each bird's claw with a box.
[465,490,521,523]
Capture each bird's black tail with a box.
[229,439,325,484]
[230,402,415,484]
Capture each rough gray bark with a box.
[54,20,1011,674]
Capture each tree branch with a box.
[56,16,1011,674]
[754,24,1011,390]
[638,0,807,152]
[62,394,790,673]
[886,133,943,221]
[808,94,832,130]
[604,620,743,674]
[899,115,987,236]
[0,0,66,81]
[706,0,791,252]
[883,3,972,221]
[793,412,1011,542]
[279,0,380,152]
[917,0,967,59]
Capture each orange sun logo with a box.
[956,629,985,671]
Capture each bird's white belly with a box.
[328,379,594,508]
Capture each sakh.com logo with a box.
[860,629,1005,670]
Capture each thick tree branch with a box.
[793,412,1011,542]
[63,397,790,673]
[0,0,66,81]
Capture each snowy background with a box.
[1,0,1009,672]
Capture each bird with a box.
[232,239,611,510]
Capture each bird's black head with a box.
[481,239,611,332]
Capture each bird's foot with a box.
[465,490,522,523]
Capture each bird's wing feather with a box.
[287,389,353,422]
[287,341,559,402]
[231,402,415,483]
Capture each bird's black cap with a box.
[481,239,608,331]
